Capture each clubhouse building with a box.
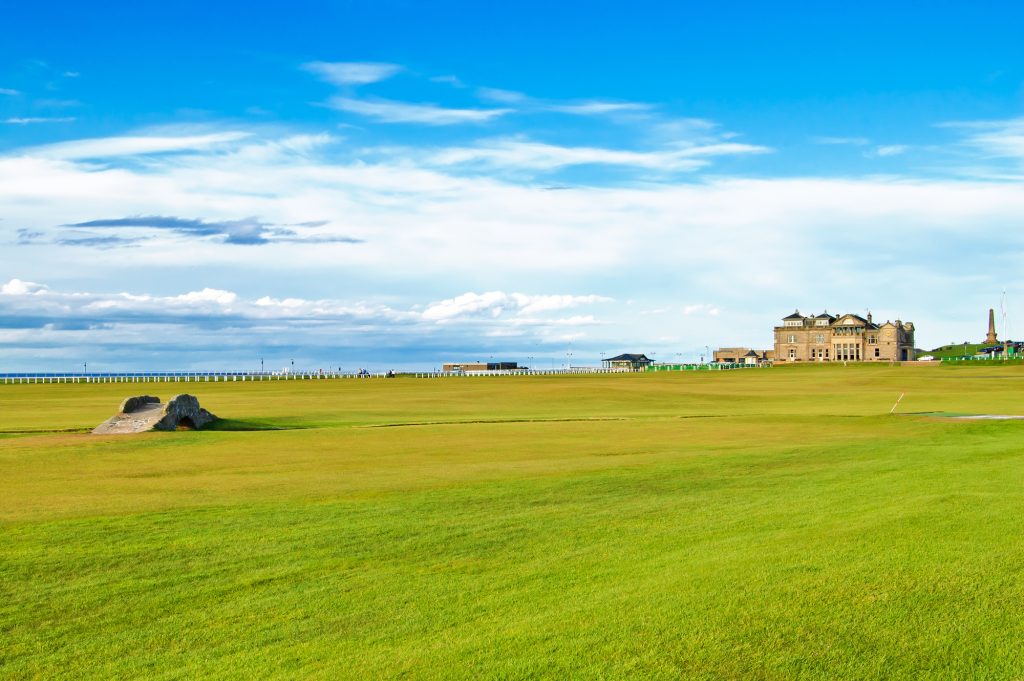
[774,310,915,362]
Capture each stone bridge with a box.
[92,394,217,435]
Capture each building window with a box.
[787,334,796,344]
[874,348,880,358]
[815,334,825,344]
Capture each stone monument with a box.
[985,308,999,344]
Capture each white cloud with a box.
[512,294,612,315]
[0,88,20,96]
[430,75,465,88]
[17,131,251,159]
[547,101,651,115]
[682,304,720,316]
[427,138,769,171]
[422,292,611,321]
[869,144,909,158]
[1,278,48,295]
[943,117,1024,159]
[4,124,1024,367]
[475,87,649,117]
[422,291,508,320]
[812,136,871,146]
[302,61,403,86]
[0,280,411,323]
[326,96,511,125]
[5,117,76,125]
[172,288,238,305]
[476,87,528,104]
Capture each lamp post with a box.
[260,357,264,374]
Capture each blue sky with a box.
[2,2,1023,370]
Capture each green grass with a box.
[924,343,984,359]
[3,365,1024,678]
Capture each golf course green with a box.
[3,364,1024,678]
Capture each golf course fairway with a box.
[2,364,1023,679]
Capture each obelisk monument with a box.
[985,308,999,344]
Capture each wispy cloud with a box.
[326,96,511,125]
[870,144,909,158]
[682,303,720,316]
[811,136,871,146]
[943,117,1024,159]
[476,87,529,104]
[422,292,612,321]
[56,233,144,249]
[63,215,364,246]
[430,75,465,88]
[18,131,251,159]
[302,61,403,86]
[0,88,20,96]
[4,116,76,125]
[34,98,81,108]
[547,101,652,115]
[476,86,650,117]
[427,138,770,171]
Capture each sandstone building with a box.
[713,348,771,365]
[773,310,915,362]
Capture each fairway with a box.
[3,365,1024,679]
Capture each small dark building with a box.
[487,362,519,370]
[601,353,653,370]
[442,361,519,372]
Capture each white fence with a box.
[0,371,383,385]
[412,368,635,378]
[0,367,646,385]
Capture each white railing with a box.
[1,365,759,384]
[0,371,386,385]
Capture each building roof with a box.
[604,353,651,362]
[782,310,804,320]
[744,350,759,357]
[814,312,836,320]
